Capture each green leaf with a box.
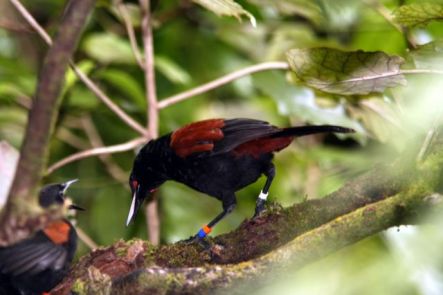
[193,0,256,27]
[286,48,406,95]
[316,0,361,30]
[409,40,443,70]
[348,98,403,146]
[97,69,146,109]
[110,3,141,27]
[393,3,443,27]
[64,60,95,95]
[66,87,99,110]
[0,83,26,101]
[155,55,192,85]
[82,33,135,64]
[248,0,323,26]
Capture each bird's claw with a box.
[183,234,211,249]
[253,199,266,218]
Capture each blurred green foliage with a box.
[1,0,443,294]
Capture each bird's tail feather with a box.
[273,125,354,138]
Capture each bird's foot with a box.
[253,198,266,218]
[183,234,211,249]
[182,225,213,249]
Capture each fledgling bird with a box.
[0,179,83,295]
[127,118,354,240]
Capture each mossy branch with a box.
[0,0,96,245]
[52,146,443,295]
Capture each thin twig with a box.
[417,129,436,163]
[75,226,98,250]
[140,0,160,246]
[416,108,443,163]
[9,0,148,137]
[116,0,145,69]
[140,0,158,134]
[6,0,95,203]
[46,137,146,175]
[8,0,52,45]
[158,61,290,109]
[81,116,128,183]
[0,19,32,33]
[1,0,96,245]
[70,64,149,137]
[56,127,90,150]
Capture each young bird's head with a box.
[39,179,84,212]
[126,142,167,226]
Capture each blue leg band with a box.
[197,228,207,238]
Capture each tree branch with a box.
[9,0,148,137]
[46,137,146,175]
[140,0,160,246]
[80,116,128,183]
[116,0,145,70]
[70,65,148,136]
[8,0,52,45]
[157,62,290,109]
[0,0,96,246]
[52,144,443,294]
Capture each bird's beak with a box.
[62,179,79,194]
[126,190,143,226]
[68,204,85,211]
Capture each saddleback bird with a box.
[0,179,83,295]
[127,118,354,241]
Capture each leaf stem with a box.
[401,69,443,75]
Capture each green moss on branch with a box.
[52,147,443,294]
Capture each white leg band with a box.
[258,191,268,200]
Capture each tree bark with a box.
[0,0,96,246]
[51,147,443,295]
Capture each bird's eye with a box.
[131,180,139,190]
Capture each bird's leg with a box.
[189,195,236,244]
[254,163,275,217]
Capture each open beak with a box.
[126,190,143,226]
[62,179,79,194]
[68,204,85,211]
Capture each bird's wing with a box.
[170,118,280,158]
[0,221,72,276]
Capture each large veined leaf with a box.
[286,48,406,95]
[193,0,256,27]
[393,3,443,27]
[253,71,364,136]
